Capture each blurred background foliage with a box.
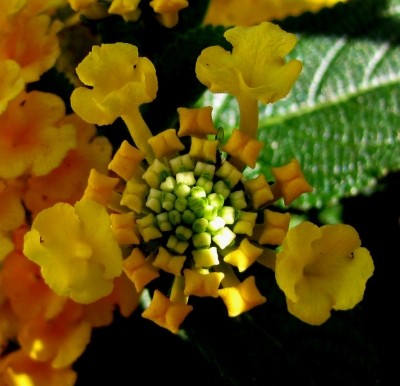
[30,0,398,384]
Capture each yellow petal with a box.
[196,22,302,105]
[276,222,374,325]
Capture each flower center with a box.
[140,153,253,260]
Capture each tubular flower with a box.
[196,22,302,140]
[149,0,189,28]
[0,91,77,180]
[23,199,123,304]
[275,222,374,325]
[71,43,158,162]
[204,0,346,27]
[108,0,142,22]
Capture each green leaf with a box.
[207,11,400,210]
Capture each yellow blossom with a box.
[244,174,274,209]
[183,269,225,298]
[108,140,146,182]
[0,91,77,180]
[204,0,346,27]
[218,276,266,317]
[110,212,140,245]
[23,199,123,304]
[189,137,219,163]
[271,158,313,205]
[149,0,188,28]
[177,106,218,138]
[123,248,160,292]
[108,0,141,22]
[196,22,302,139]
[224,238,263,272]
[221,129,264,169]
[71,43,158,161]
[153,247,186,276]
[82,169,119,207]
[258,209,290,246]
[275,222,374,325]
[142,290,193,334]
[148,129,185,159]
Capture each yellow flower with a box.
[204,0,346,27]
[71,43,158,161]
[177,106,218,138]
[142,289,193,334]
[218,276,266,317]
[221,129,264,169]
[275,222,374,325]
[0,91,76,180]
[271,158,313,206]
[108,0,142,22]
[149,0,188,28]
[23,199,123,304]
[196,22,302,140]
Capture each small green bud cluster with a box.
[143,154,256,261]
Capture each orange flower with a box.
[24,114,112,217]
[0,6,63,83]
[0,350,77,386]
[0,91,76,180]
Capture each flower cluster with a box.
[23,21,373,337]
[1,1,375,383]
[0,1,140,383]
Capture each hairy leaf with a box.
[208,8,400,209]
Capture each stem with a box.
[121,109,155,164]
[170,275,188,304]
[236,96,259,140]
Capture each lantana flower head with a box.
[22,21,373,337]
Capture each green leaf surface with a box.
[205,8,400,210]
